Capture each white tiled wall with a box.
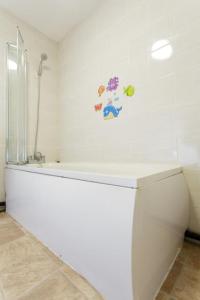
[59,0,200,233]
[0,9,59,202]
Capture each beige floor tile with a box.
[0,213,13,225]
[158,242,200,300]
[0,235,62,300]
[177,241,200,270]
[62,265,103,299]
[0,289,4,300]
[170,265,200,300]
[0,221,25,246]
[156,291,169,300]
[18,271,87,300]
[27,233,64,267]
[161,261,183,293]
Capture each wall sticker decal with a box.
[94,76,135,120]
[124,85,135,97]
[103,104,122,120]
[98,85,105,97]
[94,103,103,111]
[107,77,119,92]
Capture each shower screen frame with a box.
[6,27,28,164]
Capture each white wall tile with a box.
[58,0,200,233]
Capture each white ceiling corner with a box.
[0,0,101,41]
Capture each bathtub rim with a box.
[5,162,182,189]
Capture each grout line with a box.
[0,233,26,251]
[15,265,89,300]
[14,269,61,300]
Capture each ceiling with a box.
[0,0,101,42]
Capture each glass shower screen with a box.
[6,27,27,164]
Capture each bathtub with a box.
[5,163,189,300]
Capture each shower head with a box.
[38,53,48,76]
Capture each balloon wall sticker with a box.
[98,85,105,97]
[94,77,135,120]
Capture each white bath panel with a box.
[5,164,189,300]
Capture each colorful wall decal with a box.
[107,77,119,92]
[124,85,135,97]
[94,103,103,111]
[94,76,135,121]
[103,104,122,120]
[98,85,105,97]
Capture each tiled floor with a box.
[156,240,200,300]
[0,213,103,300]
[0,212,200,300]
